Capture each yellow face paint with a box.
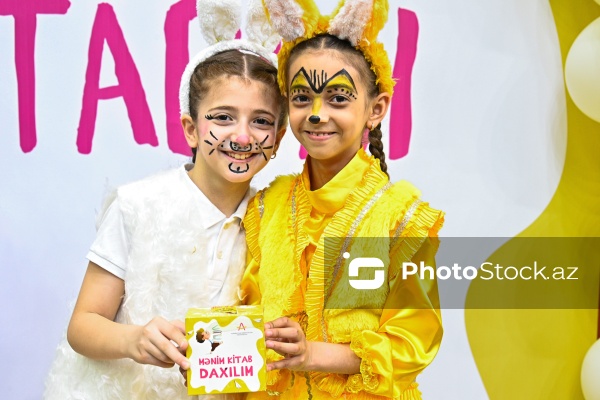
[290,70,310,92]
[311,95,322,115]
[290,67,358,94]
[324,74,357,95]
[289,67,359,119]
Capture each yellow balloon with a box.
[565,17,600,123]
[582,339,600,400]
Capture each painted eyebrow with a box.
[325,82,356,92]
[289,73,310,92]
[290,82,310,91]
[289,67,358,94]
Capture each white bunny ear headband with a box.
[179,0,281,116]
[262,0,395,96]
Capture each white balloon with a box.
[565,17,600,124]
[582,339,600,400]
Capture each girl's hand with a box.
[127,317,190,369]
[178,337,190,387]
[264,317,313,371]
[180,364,188,387]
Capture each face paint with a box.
[258,135,273,161]
[230,142,252,152]
[322,74,358,100]
[202,131,220,155]
[203,132,274,174]
[287,52,372,168]
[290,67,358,96]
[228,163,251,174]
[290,67,359,119]
[311,96,323,116]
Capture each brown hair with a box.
[287,35,388,176]
[196,328,206,343]
[187,50,287,162]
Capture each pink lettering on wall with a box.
[77,3,157,154]
[390,8,418,160]
[164,0,196,156]
[0,0,71,153]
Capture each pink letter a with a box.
[77,3,157,154]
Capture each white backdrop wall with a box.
[0,1,565,398]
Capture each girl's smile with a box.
[305,131,336,139]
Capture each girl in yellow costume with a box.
[241,1,444,399]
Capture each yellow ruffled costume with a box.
[242,149,444,399]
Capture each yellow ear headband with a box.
[263,0,394,96]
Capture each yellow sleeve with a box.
[241,252,261,305]
[346,223,444,397]
[240,189,263,306]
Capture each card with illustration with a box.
[185,306,266,395]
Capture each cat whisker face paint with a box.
[203,131,275,174]
[258,135,274,161]
[202,131,220,155]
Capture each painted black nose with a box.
[308,115,320,124]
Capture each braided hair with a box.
[368,123,388,176]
